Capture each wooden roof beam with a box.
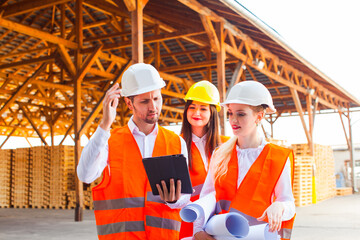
[0,63,48,117]
[160,59,238,72]
[0,47,55,61]
[225,43,344,110]
[200,15,220,53]
[161,89,185,99]
[0,0,72,18]
[84,0,129,18]
[18,104,48,145]
[79,60,131,137]
[290,88,312,145]
[0,55,54,70]
[84,0,207,47]
[179,0,350,110]
[57,44,76,77]
[82,28,205,53]
[0,17,78,49]
[33,80,73,91]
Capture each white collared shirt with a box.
[192,133,209,170]
[77,116,190,208]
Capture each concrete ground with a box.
[0,193,359,239]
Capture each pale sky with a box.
[238,0,360,100]
[235,0,360,147]
[1,0,359,148]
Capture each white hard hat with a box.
[120,63,166,97]
[222,81,276,114]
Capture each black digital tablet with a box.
[142,154,193,195]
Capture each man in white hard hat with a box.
[77,63,190,239]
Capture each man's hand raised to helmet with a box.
[100,83,121,131]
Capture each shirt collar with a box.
[192,133,207,143]
[236,137,266,151]
[128,116,158,136]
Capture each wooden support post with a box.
[290,88,313,154]
[154,24,161,69]
[50,111,54,146]
[339,111,350,149]
[131,0,144,63]
[19,105,48,145]
[306,94,314,155]
[348,108,357,192]
[260,123,267,139]
[269,115,274,139]
[312,97,318,131]
[0,128,16,148]
[228,60,246,94]
[59,124,73,145]
[216,22,226,135]
[206,48,212,81]
[74,0,83,222]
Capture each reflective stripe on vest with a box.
[97,221,145,235]
[216,199,231,212]
[146,216,181,231]
[146,192,164,204]
[230,208,266,226]
[191,184,203,198]
[94,197,145,210]
[279,228,292,239]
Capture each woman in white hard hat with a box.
[192,81,296,240]
[179,80,229,239]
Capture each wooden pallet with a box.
[48,146,76,209]
[293,156,313,207]
[11,148,31,208]
[30,146,51,208]
[336,187,352,196]
[291,143,336,203]
[0,149,12,208]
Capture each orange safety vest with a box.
[92,125,182,240]
[179,135,229,239]
[215,143,295,240]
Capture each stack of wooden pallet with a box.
[30,146,50,208]
[315,145,336,201]
[336,187,352,196]
[11,148,31,208]
[49,146,75,209]
[291,143,336,203]
[66,190,76,209]
[0,149,12,208]
[293,156,313,207]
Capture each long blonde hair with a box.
[209,135,237,183]
[210,105,266,183]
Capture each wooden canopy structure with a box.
[1,0,359,219]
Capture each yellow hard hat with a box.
[184,80,221,112]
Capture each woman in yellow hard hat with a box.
[179,80,229,239]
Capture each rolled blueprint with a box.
[210,223,279,240]
[180,193,216,223]
[204,212,249,238]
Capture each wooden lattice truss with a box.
[0,0,359,147]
